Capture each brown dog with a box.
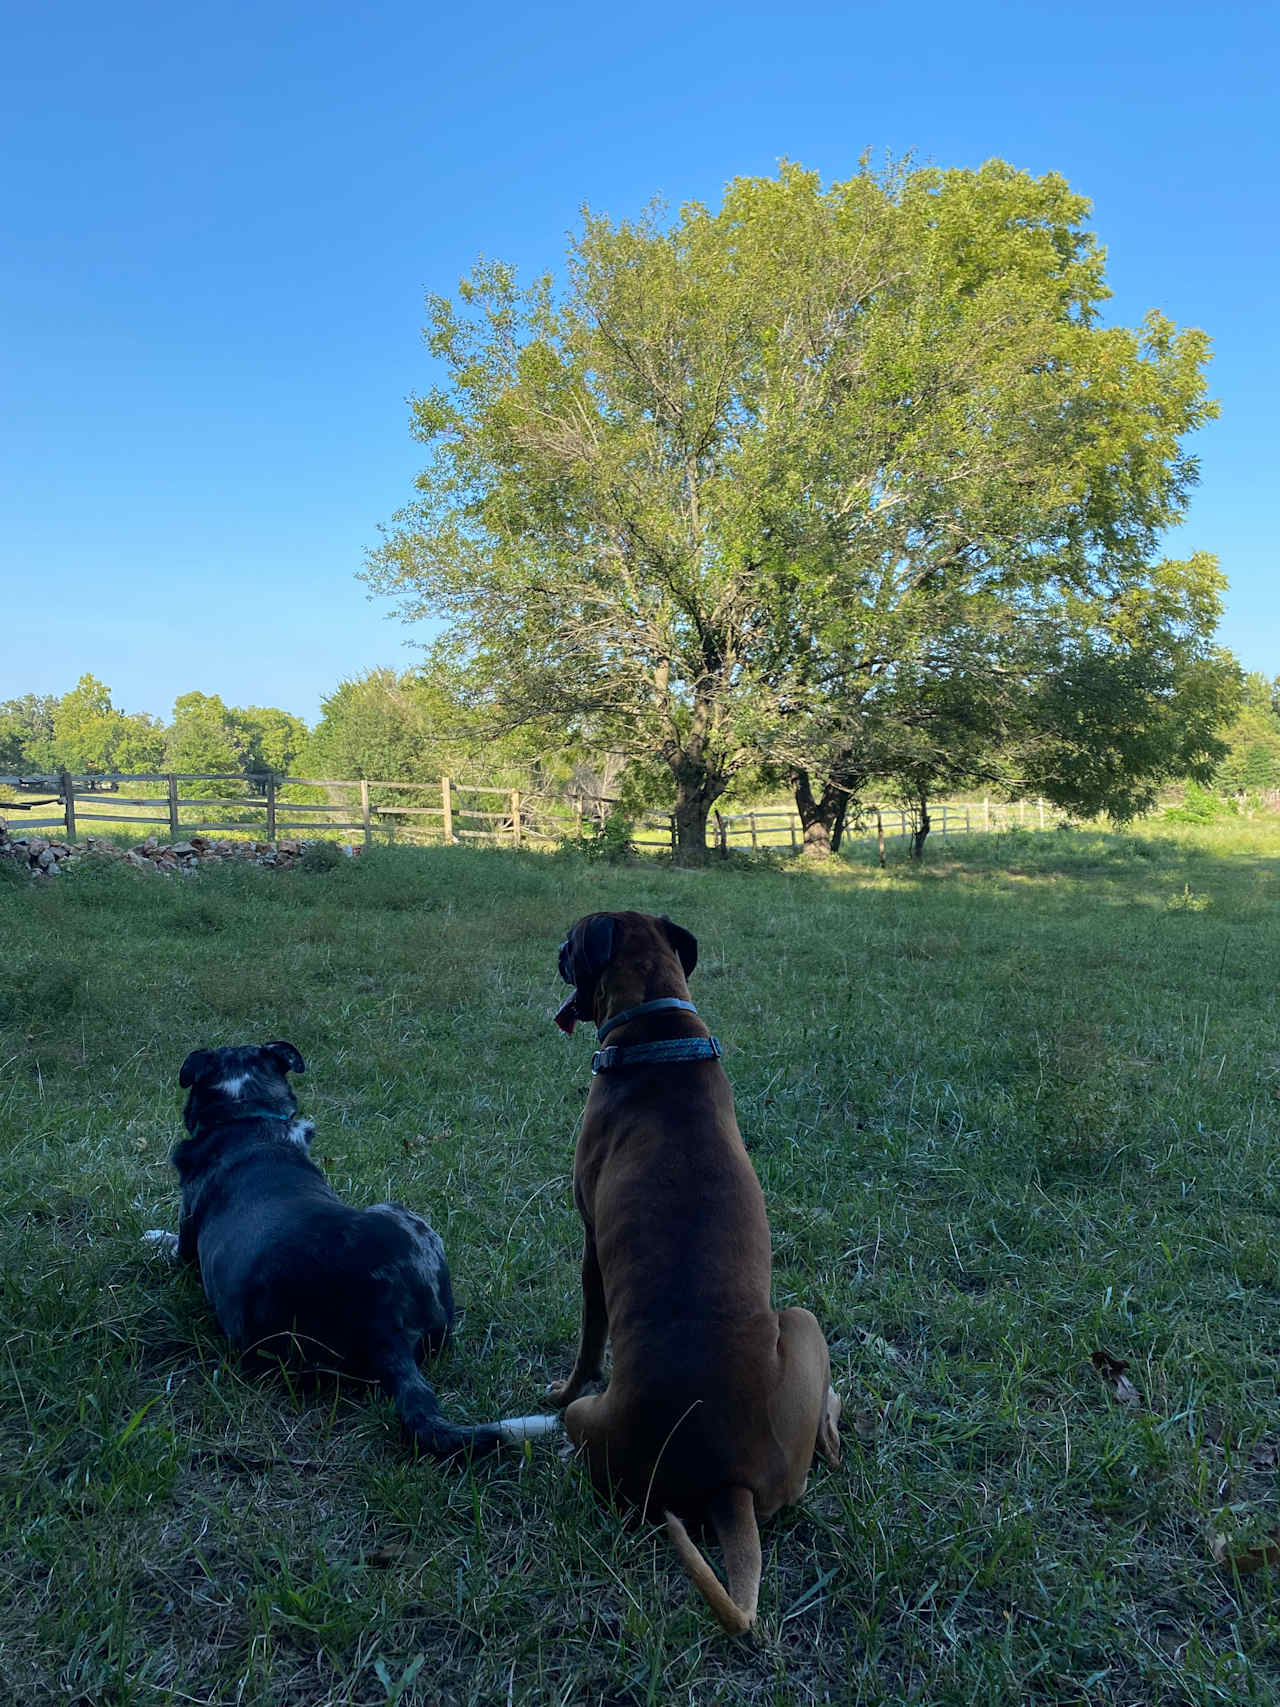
[548,911,841,1633]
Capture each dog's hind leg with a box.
[767,1307,840,1508]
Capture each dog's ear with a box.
[578,915,616,982]
[179,1049,218,1090]
[562,915,615,986]
[659,916,698,979]
[263,1041,305,1076]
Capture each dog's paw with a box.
[544,1370,601,1410]
[543,1379,576,1410]
[141,1230,180,1262]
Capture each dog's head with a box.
[177,1041,308,1142]
[554,912,697,1033]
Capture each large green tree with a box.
[367,159,1231,861]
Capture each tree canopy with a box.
[367,157,1237,859]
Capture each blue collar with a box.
[596,998,698,1043]
[591,1036,722,1075]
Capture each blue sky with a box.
[2,0,1276,724]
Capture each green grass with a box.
[2,820,1279,1704]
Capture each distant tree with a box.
[302,664,554,788]
[368,158,1227,862]
[0,693,57,772]
[40,675,165,774]
[164,692,248,796]
[235,705,309,780]
[1215,670,1280,793]
[303,669,444,782]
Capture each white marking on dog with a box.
[216,1074,249,1096]
[495,1415,562,1441]
[142,1230,181,1261]
[284,1118,315,1149]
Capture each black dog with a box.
[144,1041,555,1458]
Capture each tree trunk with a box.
[672,784,715,865]
[830,793,851,853]
[662,694,725,866]
[909,794,931,861]
[793,767,857,858]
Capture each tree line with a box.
[4,658,1275,834]
[0,670,573,802]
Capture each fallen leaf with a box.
[1210,1532,1280,1574]
[856,1329,908,1367]
[1090,1348,1129,1380]
[132,1137,148,1153]
[402,1130,451,1155]
[1090,1348,1142,1405]
[1249,1440,1279,1473]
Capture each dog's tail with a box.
[664,1485,761,1635]
[390,1366,560,1461]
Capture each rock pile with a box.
[0,824,359,878]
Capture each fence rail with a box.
[0,770,1064,855]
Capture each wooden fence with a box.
[0,770,1063,855]
[709,795,1060,853]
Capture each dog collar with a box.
[591,1036,723,1075]
[192,1108,294,1137]
[596,998,698,1043]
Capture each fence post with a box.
[511,790,521,847]
[1019,799,1026,827]
[876,809,886,868]
[749,812,759,851]
[59,770,76,841]
[670,815,677,855]
[441,776,453,845]
[965,806,971,833]
[167,774,179,839]
[1038,797,1045,829]
[713,810,727,858]
[789,814,797,852]
[983,795,990,832]
[574,795,583,841]
[360,779,372,849]
[266,774,277,842]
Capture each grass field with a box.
[2,820,1279,1705]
